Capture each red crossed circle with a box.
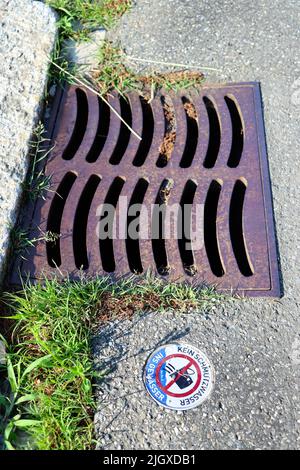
[155,353,202,398]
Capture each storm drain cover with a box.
[12,82,280,296]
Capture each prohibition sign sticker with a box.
[143,343,214,410]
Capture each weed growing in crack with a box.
[22,124,53,202]
[9,227,60,260]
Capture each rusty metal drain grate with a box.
[12,82,280,296]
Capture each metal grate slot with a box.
[62,89,88,160]
[203,96,221,168]
[224,95,244,168]
[109,96,132,165]
[126,178,149,274]
[12,82,281,297]
[132,97,154,167]
[99,176,125,272]
[180,97,198,168]
[178,179,198,275]
[73,174,101,269]
[229,178,253,276]
[204,179,225,277]
[86,98,110,163]
[151,179,173,275]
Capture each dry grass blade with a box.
[126,55,221,72]
[49,60,142,141]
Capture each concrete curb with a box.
[0,0,57,283]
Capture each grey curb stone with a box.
[0,0,56,282]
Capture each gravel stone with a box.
[0,0,56,281]
[94,0,300,450]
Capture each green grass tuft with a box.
[22,124,53,202]
[91,42,205,98]
[0,275,222,450]
[47,0,132,39]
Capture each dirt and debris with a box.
[183,100,198,120]
[158,98,176,164]
[96,291,162,322]
[184,263,198,276]
[162,99,176,129]
[158,131,176,165]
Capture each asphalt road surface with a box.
[94,0,300,450]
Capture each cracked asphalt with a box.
[94,0,300,450]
